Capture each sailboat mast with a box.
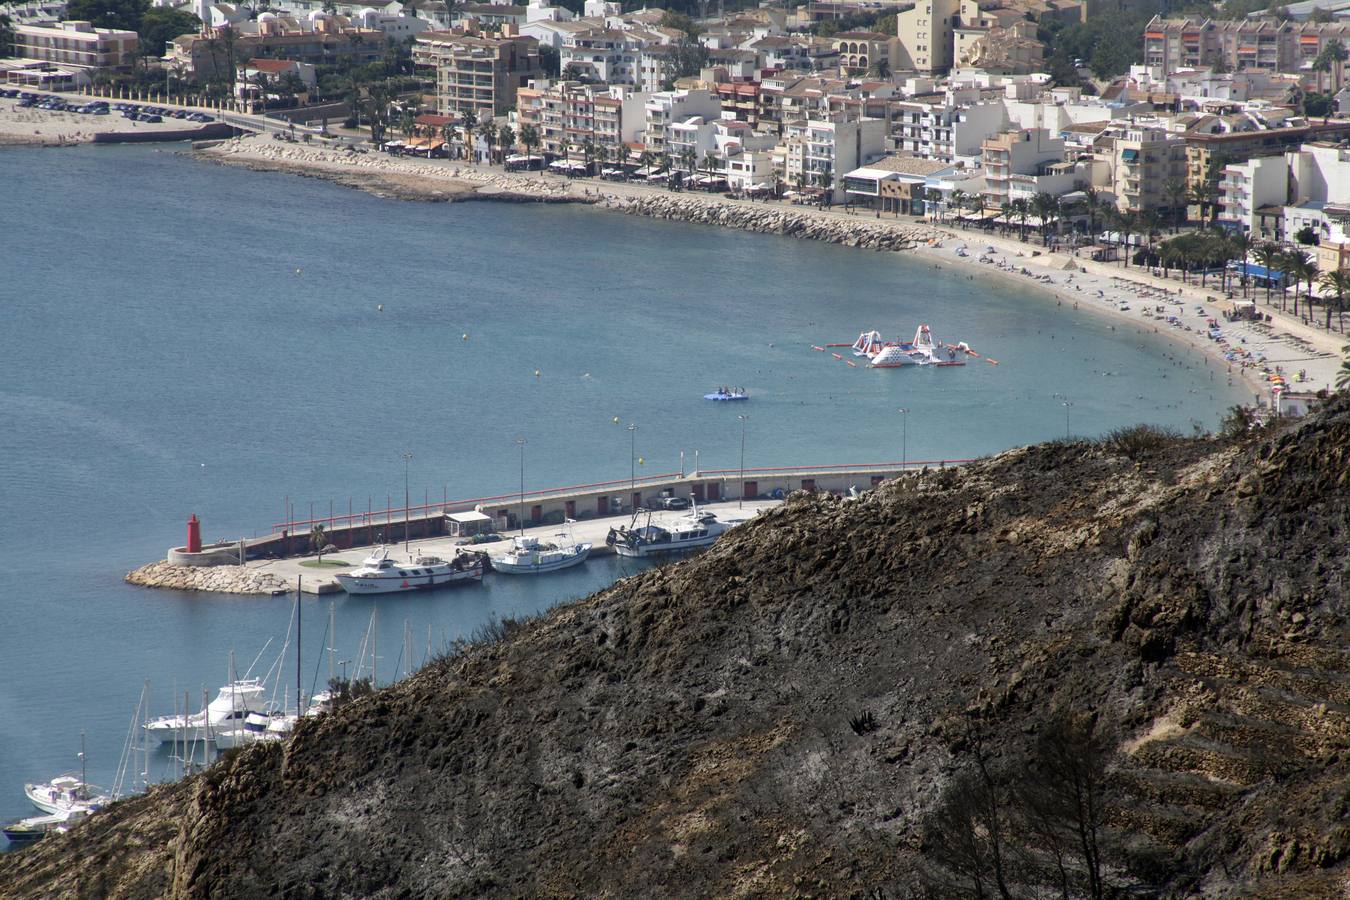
[80,731,87,800]
[328,601,336,687]
[296,578,302,716]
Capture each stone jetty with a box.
[126,561,288,595]
[606,194,945,250]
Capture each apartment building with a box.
[980,127,1065,207]
[643,88,722,155]
[514,80,648,157]
[13,20,137,72]
[896,0,960,74]
[888,93,1009,165]
[170,18,383,82]
[559,28,645,84]
[830,30,898,76]
[1101,125,1188,214]
[842,155,955,214]
[1142,16,1350,78]
[417,30,544,119]
[1184,121,1350,195]
[778,116,887,202]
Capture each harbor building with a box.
[12,20,137,70]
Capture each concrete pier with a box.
[256,498,780,594]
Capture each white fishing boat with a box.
[143,679,268,745]
[850,325,974,368]
[490,523,591,574]
[23,776,109,817]
[605,500,730,558]
[334,546,487,594]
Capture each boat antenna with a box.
[79,730,87,801]
[514,437,527,536]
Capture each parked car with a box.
[656,496,690,510]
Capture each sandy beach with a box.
[909,234,1345,401]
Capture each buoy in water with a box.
[846,361,857,367]
[986,358,1000,365]
[377,304,384,312]
[295,267,302,275]
[534,369,541,378]
[462,333,469,341]
[613,416,620,424]
[811,345,825,352]
[831,352,843,360]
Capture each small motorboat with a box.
[334,546,488,595]
[490,522,590,574]
[2,809,87,846]
[704,387,748,401]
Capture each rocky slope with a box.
[4,401,1350,898]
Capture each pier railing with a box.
[265,459,973,538]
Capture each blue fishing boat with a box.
[704,387,748,401]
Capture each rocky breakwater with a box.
[609,193,944,250]
[126,560,287,595]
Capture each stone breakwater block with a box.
[125,561,288,595]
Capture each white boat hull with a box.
[490,544,591,574]
[612,533,721,557]
[334,566,482,595]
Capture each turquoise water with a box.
[0,144,1243,828]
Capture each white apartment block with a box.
[980,127,1065,207]
[1218,154,1288,241]
[888,95,1007,166]
[779,116,887,203]
[643,89,722,156]
[515,80,648,158]
[560,28,645,84]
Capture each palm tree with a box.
[701,149,719,186]
[817,163,833,207]
[999,200,1012,237]
[1337,345,1350,391]
[497,125,515,158]
[949,189,967,223]
[1081,185,1100,238]
[460,108,477,161]
[519,123,540,162]
[1284,249,1316,317]
[1227,232,1253,296]
[679,145,696,176]
[477,118,496,165]
[1254,242,1283,305]
[1030,192,1059,246]
[1011,198,1030,242]
[1318,270,1350,331]
[1162,179,1188,233]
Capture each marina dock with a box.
[170,461,971,594]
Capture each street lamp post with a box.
[401,451,413,552]
[737,414,748,509]
[515,437,527,534]
[626,424,637,507]
[897,407,909,469]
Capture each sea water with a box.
[0,144,1244,825]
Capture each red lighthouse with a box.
[187,514,202,553]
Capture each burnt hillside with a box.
[4,400,1350,899]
